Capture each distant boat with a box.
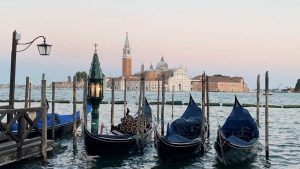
[84,97,153,155]
[214,96,259,165]
[263,92,273,95]
[154,95,206,160]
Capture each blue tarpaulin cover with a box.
[165,95,202,143]
[220,96,259,145]
[12,101,92,130]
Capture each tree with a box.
[295,79,300,92]
[75,71,87,82]
[67,76,71,82]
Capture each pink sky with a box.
[0,0,299,89]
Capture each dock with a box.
[0,78,53,167]
[0,138,54,166]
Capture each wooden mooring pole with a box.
[24,76,29,108]
[265,71,269,161]
[51,82,55,139]
[171,85,174,118]
[124,78,127,117]
[157,79,160,123]
[24,76,30,130]
[138,80,142,113]
[110,79,115,130]
[205,75,210,138]
[29,80,32,108]
[257,74,260,125]
[41,78,47,162]
[200,72,206,155]
[136,72,145,152]
[73,76,77,150]
[161,72,166,136]
[82,77,87,138]
[140,73,146,151]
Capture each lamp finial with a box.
[94,43,98,53]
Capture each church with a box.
[110,33,192,92]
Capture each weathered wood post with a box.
[157,79,160,123]
[8,30,17,122]
[161,72,166,136]
[24,76,30,108]
[110,78,115,131]
[51,82,55,139]
[138,81,142,112]
[124,78,127,117]
[17,77,29,159]
[257,74,260,125]
[73,76,77,150]
[200,72,206,155]
[41,78,47,162]
[137,74,142,132]
[206,75,210,138]
[140,73,146,151]
[136,72,144,151]
[24,76,30,129]
[29,80,32,108]
[265,71,269,161]
[171,85,174,118]
[82,76,87,138]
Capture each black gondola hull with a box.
[84,126,153,156]
[154,127,202,160]
[214,130,258,164]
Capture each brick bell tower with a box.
[122,32,132,78]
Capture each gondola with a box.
[84,97,153,156]
[154,95,206,160]
[11,103,92,138]
[214,96,259,165]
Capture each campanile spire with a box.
[122,32,132,77]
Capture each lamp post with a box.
[8,30,51,121]
[88,44,104,134]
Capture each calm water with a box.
[0,88,300,169]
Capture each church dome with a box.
[156,57,168,70]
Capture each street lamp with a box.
[8,30,52,121]
[88,44,104,134]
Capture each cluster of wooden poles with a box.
[18,74,82,161]
[151,71,271,160]
[15,70,271,162]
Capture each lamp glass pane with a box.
[91,83,95,97]
[96,84,100,97]
[37,43,52,55]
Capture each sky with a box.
[0,0,299,89]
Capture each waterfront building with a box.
[108,33,191,91]
[191,74,249,92]
[107,33,249,92]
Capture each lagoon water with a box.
[0,88,300,169]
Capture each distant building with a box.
[191,75,249,92]
[122,32,132,78]
[106,33,249,92]
[109,33,191,91]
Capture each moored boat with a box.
[214,96,259,165]
[84,97,153,155]
[154,95,206,160]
